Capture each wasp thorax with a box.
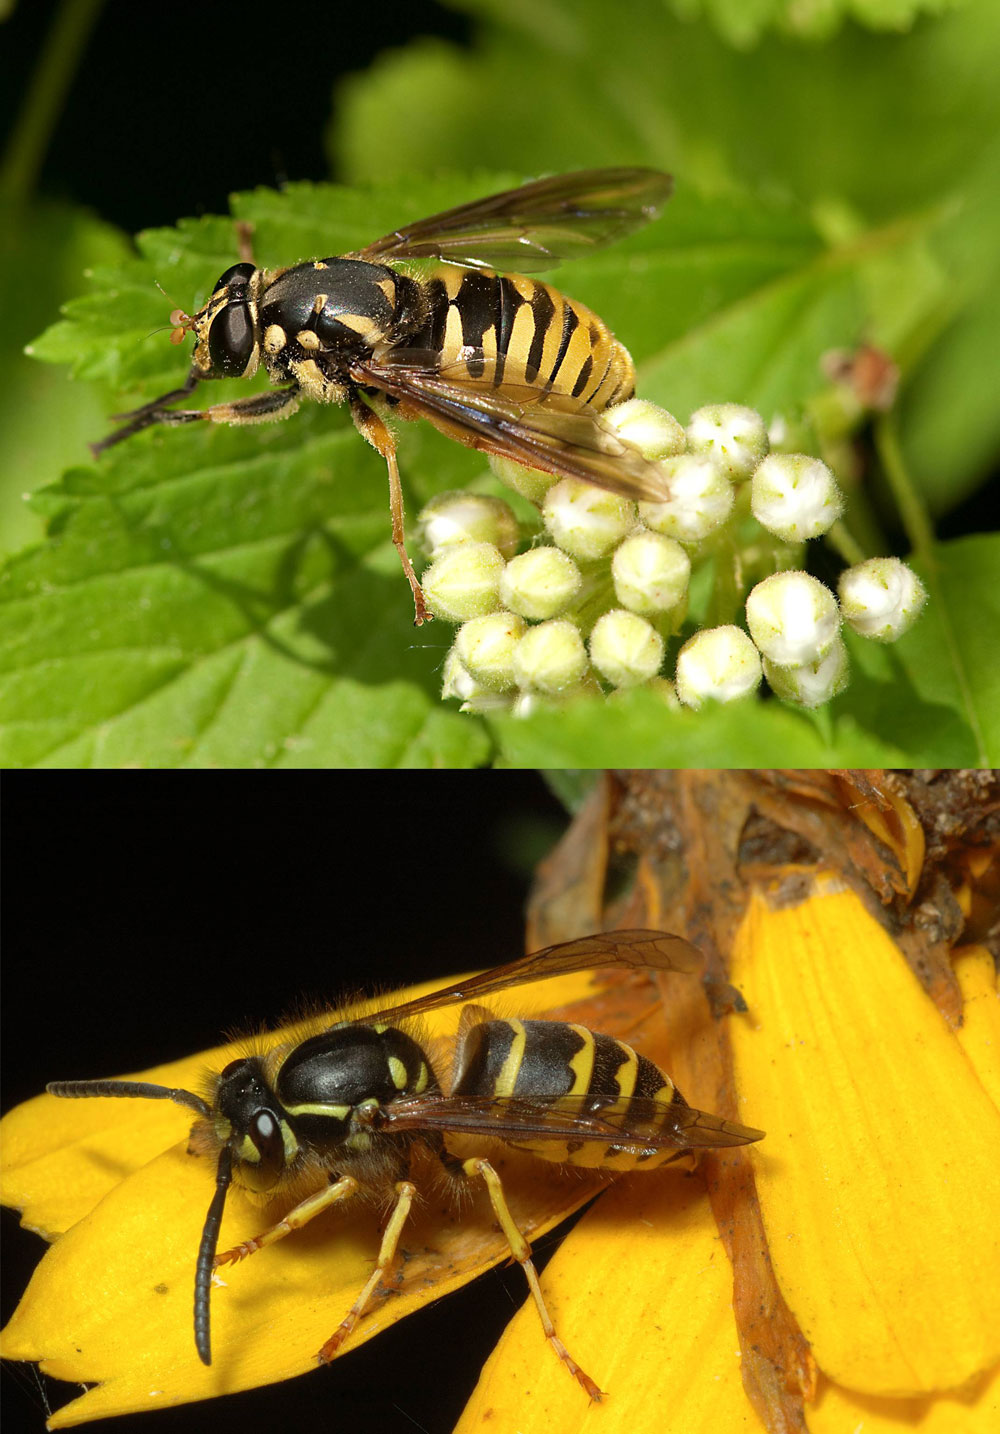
[274,1024,428,1118]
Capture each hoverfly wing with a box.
[349,357,671,504]
[378,1092,764,1150]
[358,168,672,272]
[364,930,702,1029]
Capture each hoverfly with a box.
[48,929,762,1401]
[92,169,674,623]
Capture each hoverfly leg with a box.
[172,384,301,428]
[349,397,432,626]
[317,1179,417,1362]
[463,1157,604,1402]
[214,1173,359,1267]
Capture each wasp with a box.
[48,929,762,1400]
[92,169,674,623]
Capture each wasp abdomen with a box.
[451,1018,687,1170]
[402,266,635,410]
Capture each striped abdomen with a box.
[402,265,635,412]
[450,1017,691,1170]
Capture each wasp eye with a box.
[208,302,254,376]
[251,1109,282,1159]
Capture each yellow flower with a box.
[4,856,999,1432]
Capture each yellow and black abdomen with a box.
[451,1017,690,1170]
[405,265,635,412]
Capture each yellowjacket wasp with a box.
[49,929,762,1399]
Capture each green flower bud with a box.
[499,547,583,619]
[838,558,927,641]
[542,478,636,560]
[611,530,690,614]
[763,636,850,708]
[416,491,520,560]
[750,454,843,541]
[453,611,526,690]
[512,619,588,695]
[745,571,840,667]
[589,609,665,688]
[686,403,768,481]
[638,454,734,543]
[440,649,512,712]
[421,542,505,622]
[675,625,762,708]
[489,454,556,503]
[604,398,686,459]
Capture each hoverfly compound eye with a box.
[208,301,254,376]
[212,261,256,296]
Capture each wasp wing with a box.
[350,356,671,503]
[358,168,672,273]
[363,930,702,1029]
[379,1092,764,1149]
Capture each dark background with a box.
[1,774,572,1434]
[1,0,472,232]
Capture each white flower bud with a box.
[512,619,588,695]
[638,454,734,543]
[750,454,843,541]
[838,558,927,641]
[440,649,512,712]
[675,625,762,708]
[416,491,520,560]
[499,547,582,619]
[542,478,636,560]
[764,637,850,708]
[589,609,665,688]
[421,542,505,622]
[489,454,556,503]
[745,571,840,667]
[612,530,690,614]
[453,611,526,690]
[604,399,686,459]
[686,403,768,481]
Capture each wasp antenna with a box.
[195,1147,233,1366]
[47,1079,211,1120]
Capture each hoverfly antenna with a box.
[153,280,195,345]
[194,1146,233,1366]
[47,1079,212,1120]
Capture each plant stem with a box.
[873,413,936,564]
[0,0,106,209]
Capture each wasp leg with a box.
[317,1179,417,1362]
[214,1173,359,1267]
[464,1156,603,1402]
[349,397,431,626]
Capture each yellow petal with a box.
[730,876,1000,1397]
[953,945,1000,1111]
[457,1173,757,1433]
[0,966,625,1425]
[809,1361,1000,1433]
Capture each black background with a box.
[1,774,573,1434]
[1,0,471,232]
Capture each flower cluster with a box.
[417,400,925,714]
